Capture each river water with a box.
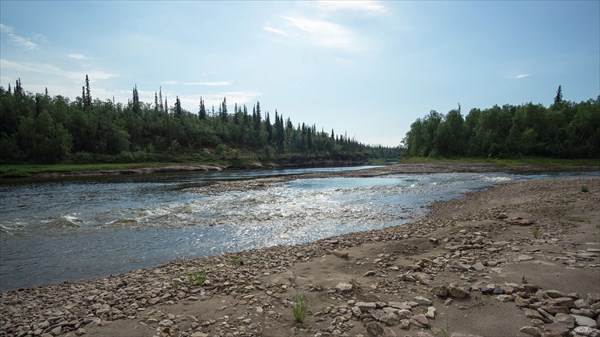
[0,167,597,291]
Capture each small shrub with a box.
[188,271,206,286]
[230,256,243,266]
[292,294,308,323]
[531,227,540,239]
[581,185,589,193]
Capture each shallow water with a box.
[0,168,597,291]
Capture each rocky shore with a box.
[1,174,599,337]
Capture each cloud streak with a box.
[1,58,118,81]
[0,23,39,50]
[68,53,87,60]
[263,24,288,36]
[312,0,387,14]
[283,16,356,50]
[514,74,530,79]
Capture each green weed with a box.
[292,294,308,323]
[531,227,540,239]
[230,256,243,266]
[188,271,206,286]
[581,185,589,193]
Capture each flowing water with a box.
[0,167,597,291]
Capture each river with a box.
[0,166,597,291]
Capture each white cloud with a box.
[312,0,387,14]
[184,81,232,86]
[283,16,356,50]
[514,74,530,79]
[0,59,118,82]
[0,23,39,50]
[263,24,288,36]
[68,53,87,60]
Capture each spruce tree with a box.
[554,85,563,105]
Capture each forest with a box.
[0,76,399,165]
[403,87,600,159]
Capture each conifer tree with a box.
[198,97,206,120]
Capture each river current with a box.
[0,166,596,291]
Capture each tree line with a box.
[403,86,600,158]
[0,77,400,164]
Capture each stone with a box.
[448,284,469,299]
[544,290,565,298]
[356,302,377,311]
[472,262,485,271]
[366,322,384,337]
[543,323,570,336]
[575,299,590,309]
[517,255,535,261]
[399,319,410,329]
[191,332,208,337]
[50,326,62,336]
[524,308,544,320]
[551,297,575,308]
[364,270,377,277]
[380,313,400,326]
[572,314,598,328]
[410,314,430,328]
[519,326,542,337]
[75,328,86,336]
[336,282,353,292]
[414,296,432,305]
[351,306,362,317]
[383,327,397,337]
[387,301,411,310]
[496,294,515,302]
[553,313,575,328]
[426,306,436,319]
[450,334,484,337]
[574,326,600,337]
[432,285,449,298]
[333,251,348,258]
[159,319,174,327]
[396,309,412,319]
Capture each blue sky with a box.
[1,1,598,147]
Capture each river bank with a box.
[1,172,598,337]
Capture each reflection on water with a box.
[0,168,597,291]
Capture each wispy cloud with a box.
[184,81,232,86]
[1,59,118,81]
[0,23,39,50]
[312,0,387,14]
[67,53,87,60]
[283,16,356,50]
[514,73,530,79]
[263,24,288,36]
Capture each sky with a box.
[1,1,599,147]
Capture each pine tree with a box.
[159,87,164,113]
[84,75,92,109]
[198,97,206,120]
[132,85,140,114]
[154,92,159,113]
[174,96,182,116]
[554,85,563,105]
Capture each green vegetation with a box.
[292,294,308,323]
[187,271,206,286]
[0,77,400,166]
[230,256,243,266]
[402,156,600,167]
[531,227,540,239]
[581,185,590,193]
[403,87,599,159]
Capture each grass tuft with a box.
[581,185,589,193]
[188,271,206,286]
[292,294,308,323]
